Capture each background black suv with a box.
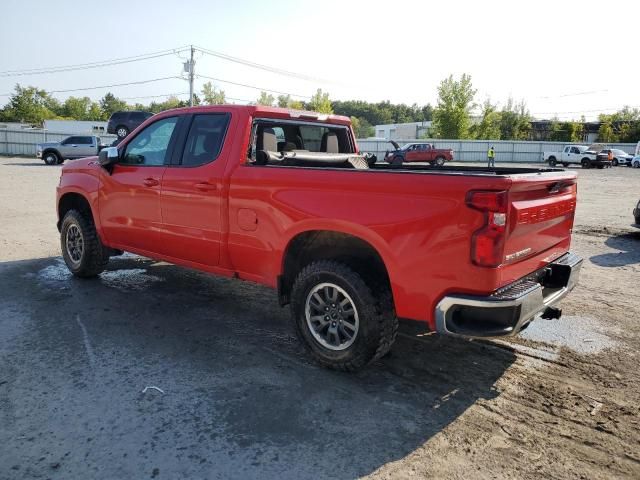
[107,111,153,139]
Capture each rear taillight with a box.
[466,190,508,267]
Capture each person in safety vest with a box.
[487,146,496,167]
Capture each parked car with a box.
[596,148,633,166]
[56,105,582,371]
[543,145,595,168]
[384,141,454,166]
[632,157,640,168]
[36,135,105,165]
[107,111,153,139]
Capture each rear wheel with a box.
[290,260,397,371]
[435,156,445,166]
[548,157,557,167]
[116,125,129,139]
[60,209,109,277]
[581,158,591,169]
[43,151,59,165]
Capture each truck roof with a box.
[155,104,352,126]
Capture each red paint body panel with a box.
[56,106,577,331]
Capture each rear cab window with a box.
[247,118,358,168]
[179,114,230,167]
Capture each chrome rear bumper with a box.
[435,252,583,338]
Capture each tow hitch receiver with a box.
[541,306,562,320]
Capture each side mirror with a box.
[98,146,119,167]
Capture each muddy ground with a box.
[0,156,639,479]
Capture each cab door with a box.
[404,144,420,162]
[158,112,232,266]
[98,116,181,253]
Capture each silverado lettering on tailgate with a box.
[516,198,576,225]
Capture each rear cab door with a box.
[157,111,233,266]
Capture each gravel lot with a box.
[1,156,639,479]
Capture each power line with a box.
[196,73,310,99]
[0,76,181,96]
[532,105,640,116]
[537,89,609,99]
[120,92,190,100]
[195,45,330,83]
[0,46,190,77]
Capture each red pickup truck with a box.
[384,141,454,166]
[56,105,582,371]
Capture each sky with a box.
[1,0,638,121]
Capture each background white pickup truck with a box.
[543,145,596,167]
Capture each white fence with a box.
[0,128,117,156]
[357,139,638,163]
[1,127,637,162]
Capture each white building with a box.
[374,121,433,140]
[43,119,108,134]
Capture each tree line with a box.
[2,79,638,142]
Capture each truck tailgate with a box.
[504,173,577,268]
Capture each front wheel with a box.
[391,155,403,167]
[60,209,109,277]
[612,158,619,166]
[43,151,59,165]
[290,260,397,371]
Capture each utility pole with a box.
[188,45,195,106]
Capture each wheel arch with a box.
[42,148,61,159]
[57,191,95,232]
[278,228,394,307]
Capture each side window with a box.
[571,147,579,154]
[78,136,93,145]
[130,112,145,122]
[180,114,230,167]
[122,117,178,166]
[65,137,79,145]
[564,147,570,153]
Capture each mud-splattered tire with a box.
[60,209,109,278]
[290,260,398,372]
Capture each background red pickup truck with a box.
[384,141,454,166]
[56,105,582,371]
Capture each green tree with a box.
[598,121,617,142]
[201,82,226,105]
[350,116,374,138]
[61,96,93,120]
[307,88,333,114]
[472,99,501,140]
[432,74,476,139]
[499,98,531,140]
[0,84,60,124]
[99,92,129,118]
[256,91,275,106]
